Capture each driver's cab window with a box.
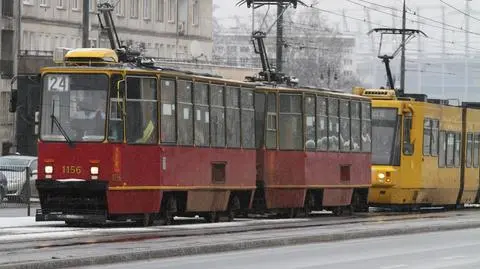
[109,74,125,142]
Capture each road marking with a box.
[380,265,408,269]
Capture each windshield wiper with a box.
[50,101,74,148]
[50,114,74,148]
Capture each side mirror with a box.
[31,169,37,176]
[34,111,39,135]
[9,89,17,113]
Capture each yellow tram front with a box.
[354,87,467,209]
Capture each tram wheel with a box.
[162,196,177,225]
[332,207,344,216]
[227,195,241,222]
[140,213,154,227]
[304,192,315,217]
[205,212,220,223]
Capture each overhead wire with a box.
[439,0,480,23]
[352,0,480,37]
[317,0,480,53]
[299,1,480,81]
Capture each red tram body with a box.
[34,48,371,225]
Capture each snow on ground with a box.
[0,217,63,228]
[0,230,88,242]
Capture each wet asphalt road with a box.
[76,228,480,269]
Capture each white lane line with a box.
[380,265,408,269]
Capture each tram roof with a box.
[40,65,370,101]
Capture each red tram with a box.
[32,48,371,226]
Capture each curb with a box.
[3,220,480,269]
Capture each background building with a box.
[0,0,214,154]
[213,28,358,89]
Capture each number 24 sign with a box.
[47,75,70,92]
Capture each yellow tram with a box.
[354,87,480,209]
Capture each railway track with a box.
[0,206,477,254]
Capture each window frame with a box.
[265,92,277,150]
[339,99,351,152]
[125,75,158,145]
[431,119,439,157]
[423,118,432,156]
[209,84,226,148]
[466,132,473,168]
[454,132,461,167]
[474,133,480,168]
[438,130,446,168]
[304,94,316,151]
[225,85,241,148]
[193,82,210,147]
[316,95,328,152]
[108,74,126,143]
[160,78,176,144]
[327,97,339,152]
[360,101,372,153]
[278,93,303,151]
[350,101,361,152]
[240,88,256,149]
[176,79,194,146]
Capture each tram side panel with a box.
[257,91,372,211]
[458,107,480,204]
[430,105,463,206]
[151,81,257,215]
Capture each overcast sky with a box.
[213,0,480,55]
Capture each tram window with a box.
[108,74,124,143]
[454,132,461,167]
[466,133,473,168]
[265,93,277,149]
[328,98,339,151]
[423,119,431,156]
[402,115,413,155]
[125,76,158,144]
[474,134,480,168]
[177,80,193,145]
[431,120,439,156]
[438,131,446,168]
[210,85,225,147]
[279,94,303,150]
[361,102,371,152]
[316,96,328,151]
[446,133,455,167]
[350,101,361,152]
[255,93,266,148]
[194,83,209,146]
[160,79,176,143]
[226,86,241,148]
[304,95,316,151]
[339,100,350,152]
[241,89,255,149]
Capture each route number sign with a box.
[47,75,70,92]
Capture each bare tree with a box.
[281,7,361,90]
[212,5,362,90]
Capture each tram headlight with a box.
[44,165,53,174]
[377,172,386,179]
[90,166,99,175]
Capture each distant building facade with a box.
[213,29,357,88]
